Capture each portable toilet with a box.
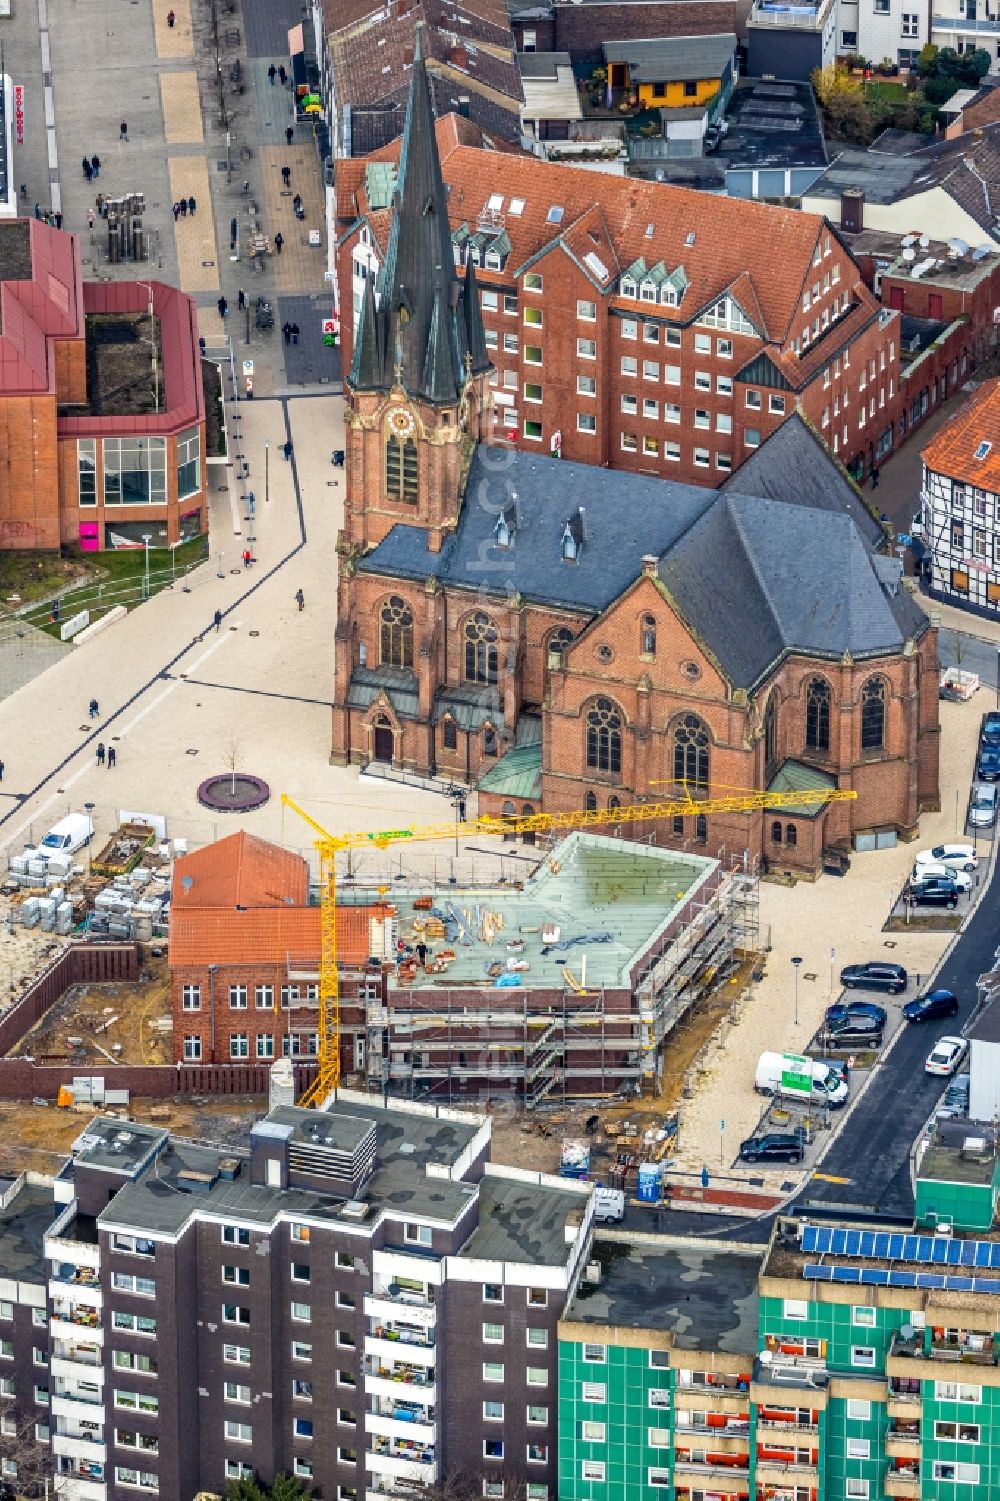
[637,1163,661,1203]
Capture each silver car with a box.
[970,784,999,829]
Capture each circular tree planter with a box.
[197,773,270,813]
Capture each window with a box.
[225,1419,252,1443]
[255,984,273,1010]
[223,1265,250,1288]
[935,1420,981,1442]
[582,1420,606,1441]
[583,1344,606,1364]
[582,1462,605,1481]
[852,1306,876,1328]
[641,614,656,656]
[621,432,637,453]
[643,323,658,344]
[851,1346,876,1368]
[694,448,709,468]
[114,1391,159,1414]
[103,437,166,506]
[693,370,710,390]
[78,438,97,506]
[523,306,542,327]
[665,403,680,424]
[484,1439,504,1460]
[805,677,831,752]
[112,1272,156,1297]
[230,1033,248,1060]
[294,1417,314,1439]
[256,1033,273,1060]
[932,1462,980,1483]
[464,613,499,685]
[694,409,710,429]
[527,1444,548,1463]
[621,394,637,416]
[484,1400,504,1420]
[643,360,658,381]
[577,375,596,396]
[182,1035,201,1062]
[526,1367,548,1385]
[222,1225,250,1246]
[224,1344,250,1365]
[577,300,596,320]
[664,442,680,463]
[223,1305,250,1326]
[441,717,457,751]
[769,394,786,415]
[484,1284,503,1303]
[524,272,543,292]
[783,1299,809,1321]
[577,338,596,359]
[291,1301,311,1323]
[673,714,709,788]
[527,1328,548,1348]
[846,1438,870,1459]
[503,333,519,355]
[935,1381,981,1402]
[224,1382,251,1404]
[745,428,760,449]
[292,1341,312,1362]
[642,398,658,419]
[114,1469,159,1492]
[716,412,732,434]
[116,1431,160,1454]
[586,699,622,776]
[182,984,200,1011]
[177,426,201,501]
[483,1323,504,1344]
[665,365,681,386]
[860,677,886,751]
[528,1405,548,1425]
[745,390,761,410]
[578,413,596,434]
[524,382,542,404]
[378,595,414,669]
[582,1381,606,1402]
[483,1362,505,1382]
[622,356,638,377]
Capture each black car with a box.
[977,746,1000,782]
[903,989,959,1023]
[826,1000,888,1027]
[840,961,908,994]
[739,1132,804,1164]
[826,1016,884,1043]
[982,711,1000,748]
[908,876,960,909]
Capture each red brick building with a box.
[331,46,941,876]
[0,217,206,552]
[169,832,390,1072]
[334,117,904,490]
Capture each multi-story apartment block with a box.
[559,1218,1000,1501]
[1,1096,593,1501]
[837,0,929,71]
[334,105,902,490]
[920,377,1000,618]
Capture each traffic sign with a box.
[897,532,912,546]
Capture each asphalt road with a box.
[939,629,1000,690]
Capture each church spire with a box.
[346,22,489,406]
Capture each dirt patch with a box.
[85,313,162,417]
[9,954,173,1067]
[0,1097,262,1176]
[884,912,963,933]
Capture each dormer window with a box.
[661,285,678,307]
[561,524,578,561]
[620,277,637,299]
[640,280,657,303]
[485,252,501,271]
[494,512,512,549]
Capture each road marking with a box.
[812,1172,852,1185]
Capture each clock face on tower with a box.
[388,406,416,439]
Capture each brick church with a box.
[331,40,941,876]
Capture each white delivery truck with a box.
[755,1051,848,1109]
[593,1186,625,1223]
[34,814,94,860]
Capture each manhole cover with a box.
[249,630,259,637]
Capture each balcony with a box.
[49,1270,102,1297]
[929,1334,998,1366]
[932,11,1000,32]
[51,1392,103,1420]
[365,1334,436,1368]
[51,1355,104,1382]
[364,1292,436,1328]
[52,1475,106,1501]
[366,1370,436,1406]
[51,1298,102,1328]
[678,1374,751,1397]
[886,1422,921,1460]
[675,1419,750,1438]
[51,1315,103,1342]
[755,1458,818,1486]
[52,1434,106,1467]
[367,1439,437,1485]
[887,1385,921,1416]
[675,1457,751,1475]
[757,1416,818,1439]
[884,1466,921,1498]
[365,1409,436,1445]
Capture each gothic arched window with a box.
[464,613,499,684]
[861,676,887,751]
[805,677,831,753]
[673,715,709,789]
[586,698,623,775]
[379,595,414,669]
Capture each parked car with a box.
[908,876,961,909]
[925,1036,969,1077]
[976,745,1000,782]
[969,784,999,829]
[911,861,972,892]
[840,961,908,994]
[825,1000,888,1027]
[903,989,959,1023]
[826,1016,884,1043]
[981,711,1000,748]
[937,1073,971,1119]
[739,1132,805,1164]
[914,844,978,874]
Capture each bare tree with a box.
[420,1473,527,1501]
[224,732,242,797]
[0,1411,56,1499]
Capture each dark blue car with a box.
[826,1000,888,1027]
[978,746,1000,782]
[903,989,959,1023]
[982,712,1000,748]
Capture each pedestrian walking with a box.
[242,549,252,569]
[96,742,106,766]
[268,63,277,84]
[458,796,467,822]
[87,208,95,230]
[166,7,175,23]
[282,321,292,345]
[217,295,228,319]
[281,164,291,187]
[119,121,128,142]
[0,760,5,782]
[188,196,196,216]
[82,157,92,180]
[91,154,100,179]
[274,232,284,255]
[279,65,287,84]
[179,199,187,217]
[872,464,881,489]
[292,193,303,219]
[33,203,41,220]
[213,609,223,631]
[54,212,62,230]
[282,440,292,460]
[172,202,180,221]
[246,376,254,398]
[89,698,99,719]
[238,288,247,310]
[295,589,305,611]
[107,746,116,769]
[291,322,299,345]
[285,125,294,146]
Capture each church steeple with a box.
[348,23,490,406]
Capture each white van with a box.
[36,814,94,860]
[755,1051,848,1109]
[593,1187,625,1223]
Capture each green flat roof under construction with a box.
[349,831,718,994]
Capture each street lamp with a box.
[791,955,803,1028]
[141,534,152,600]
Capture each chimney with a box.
[641,554,657,576]
[841,188,864,234]
[450,44,468,68]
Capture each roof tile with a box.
[922,377,1000,491]
[171,832,309,910]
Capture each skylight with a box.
[547,205,564,224]
[509,198,525,216]
[487,193,503,212]
[975,440,992,461]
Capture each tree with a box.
[421,1475,526,1501]
[0,1412,56,1498]
[812,64,891,144]
[226,1478,311,1501]
[224,731,242,798]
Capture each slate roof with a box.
[722,411,887,550]
[344,665,421,717]
[922,378,1000,491]
[602,33,736,81]
[358,441,928,691]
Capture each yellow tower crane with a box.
[281,783,858,1106]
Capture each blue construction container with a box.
[637,1163,661,1203]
